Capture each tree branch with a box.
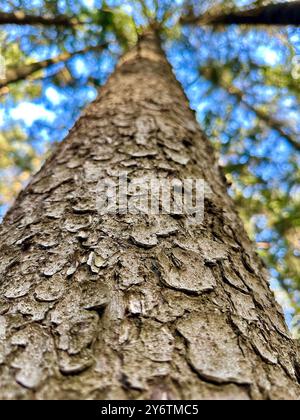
[181,1,300,26]
[0,11,79,26]
[201,68,300,152]
[0,44,107,96]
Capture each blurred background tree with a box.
[0,0,299,333]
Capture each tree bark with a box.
[181,1,300,26]
[0,30,299,400]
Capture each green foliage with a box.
[0,127,42,208]
[95,3,137,48]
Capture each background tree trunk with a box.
[181,1,300,26]
[0,12,77,26]
[0,31,299,400]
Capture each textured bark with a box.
[181,1,300,26]
[0,31,300,400]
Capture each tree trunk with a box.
[0,30,299,400]
[0,12,77,26]
[181,1,300,26]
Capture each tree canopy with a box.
[0,0,299,333]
